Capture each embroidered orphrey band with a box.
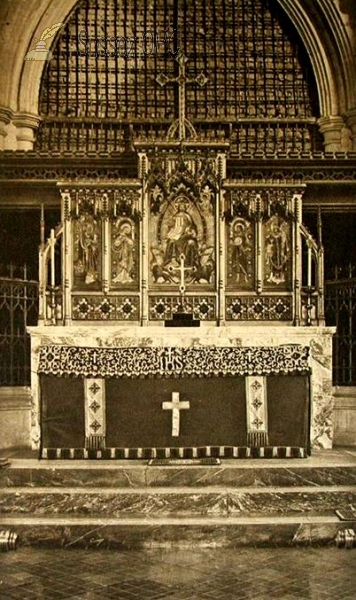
[245,376,269,447]
[84,378,106,450]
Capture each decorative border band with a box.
[41,446,307,460]
[38,344,310,378]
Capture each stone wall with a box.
[0,387,32,450]
[334,387,356,446]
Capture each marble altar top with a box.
[28,325,336,348]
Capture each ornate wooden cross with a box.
[156,51,208,140]
[162,391,190,437]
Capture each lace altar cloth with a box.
[38,344,310,378]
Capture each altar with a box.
[27,51,335,459]
[27,159,335,459]
[27,153,335,458]
[28,324,334,459]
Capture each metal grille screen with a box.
[37,0,320,153]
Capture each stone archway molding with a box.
[0,0,77,150]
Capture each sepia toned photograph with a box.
[0,1,356,598]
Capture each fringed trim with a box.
[42,445,308,459]
[85,435,106,450]
[247,431,269,447]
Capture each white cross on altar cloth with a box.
[162,392,190,437]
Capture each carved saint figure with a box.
[230,218,252,284]
[264,215,290,285]
[164,200,200,269]
[75,214,100,285]
[112,219,135,284]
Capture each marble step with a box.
[1,450,355,548]
[1,486,356,518]
[0,514,351,548]
[2,456,356,488]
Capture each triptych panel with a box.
[60,182,301,323]
[226,214,293,292]
[72,214,139,292]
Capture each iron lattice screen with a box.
[0,267,38,386]
[326,274,356,386]
[37,0,320,153]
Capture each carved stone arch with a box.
[25,0,353,117]
[1,0,355,150]
[0,0,77,148]
[2,0,77,113]
[277,0,356,114]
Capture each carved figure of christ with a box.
[162,391,190,437]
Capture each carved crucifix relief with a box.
[168,253,196,307]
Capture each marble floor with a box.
[0,546,356,599]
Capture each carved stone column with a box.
[12,112,41,150]
[344,108,356,151]
[318,116,344,152]
[0,107,13,149]
[139,153,149,325]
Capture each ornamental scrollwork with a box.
[38,344,310,378]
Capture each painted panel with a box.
[110,217,138,288]
[263,215,292,289]
[227,217,255,289]
[149,195,215,288]
[72,214,102,290]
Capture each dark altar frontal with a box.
[27,325,335,460]
[40,372,310,460]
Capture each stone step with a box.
[2,454,356,488]
[0,486,356,518]
[1,450,355,547]
[0,514,351,549]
